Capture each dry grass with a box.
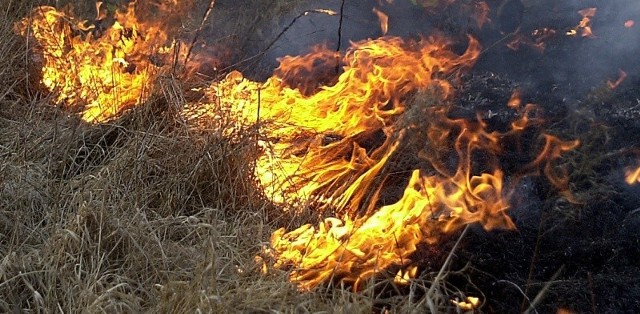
[0,1,474,313]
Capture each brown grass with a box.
[0,1,475,313]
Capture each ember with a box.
[625,20,635,28]
[626,166,640,185]
[567,8,597,38]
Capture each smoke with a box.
[192,0,638,101]
[481,0,640,99]
[251,0,441,77]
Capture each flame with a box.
[394,265,417,285]
[607,69,627,90]
[506,28,556,53]
[18,1,581,291]
[626,166,640,185]
[452,296,480,311]
[15,2,192,122]
[471,1,490,29]
[198,34,579,289]
[567,8,596,38]
[204,36,481,207]
[507,89,522,109]
[373,8,389,35]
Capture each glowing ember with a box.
[567,8,597,38]
[626,166,640,185]
[625,20,635,28]
[607,69,627,90]
[15,2,192,122]
[373,8,389,35]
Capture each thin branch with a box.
[184,0,216,66]
[217,9,336,74]
[425,224,470,311]
[335,0,346,74]
[524,265,565,314]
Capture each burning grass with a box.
[3,0,640,313]
[0,1,477,312]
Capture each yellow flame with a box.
[373,8,389,35]
[626,166,640,185]
[15,3,191,122]
[18,2,580,291]
[200,34,577,289]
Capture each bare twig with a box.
[424,225,470,312]
[524,265,565,314]
[335,0,346,74]
[495,279,535,311]
[184,0,216,66]
[217,9,337,74]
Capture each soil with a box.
[449,72,640,313]
[438,0,640,309]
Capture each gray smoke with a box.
[196,0,639,98]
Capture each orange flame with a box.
[472,1,491,29]
[507,89,522,109]
[373,8,389,35]
[626,166,640,185]
[452,296,480,311]
[607,69,627,90]
[15,3,192,122]
[204,36,480,207]
[507,28,556,53]
[198,33,579,289]
[18,2,580,291]
[567,8,597,38]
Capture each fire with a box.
[507,28,556,53]
[15,2,191,122]
[18,1,581,292]
[471,1,491,29]
[373,8,389,35]
[203,36,480,207]
[626,166,640,185]
[452,296,480,311]
[507,89,521,108]
[199,35,578,289]
[567,8,597,38]
[607,69,627,90]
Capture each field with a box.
[2,0,640,313]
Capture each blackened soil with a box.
[445,73,640,313]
